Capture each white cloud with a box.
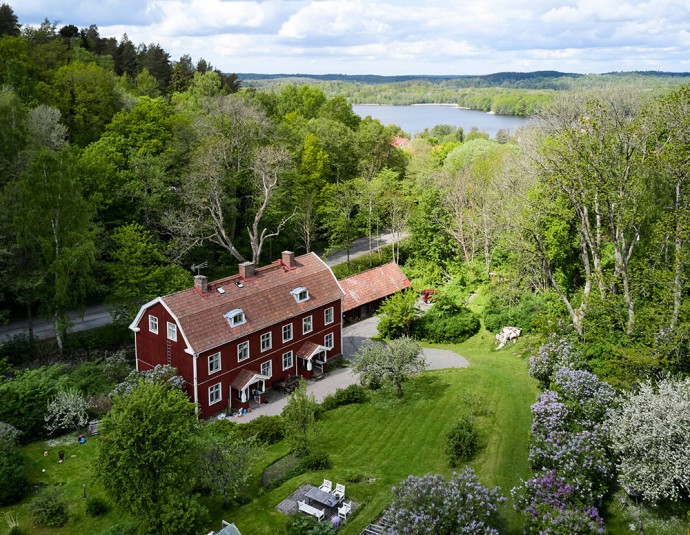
[14,0,690,74]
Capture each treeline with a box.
[0,3,406,357]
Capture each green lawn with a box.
[225,328,539,534]
[5,328,538,534]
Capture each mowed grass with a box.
[4,434,134,535]
[226,328,539,534]
[3,327,538,534]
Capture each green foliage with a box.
[44,387,90,434]
[321,384,368,411]
[445,416,479,467]
[98,522,139,535]
[95,378,203,532]
[331,242,408,279]
[85,496,109,516]
[236,415,285,445]
[483,288,560,334]
[411,306,480,343]
[29,488,69,528]
[285,514,336,535]
[0,364,69,440]
[376,289,417,339]
[0,422,29,505]
[281,379,318,456]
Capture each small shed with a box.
[340,262,411,323]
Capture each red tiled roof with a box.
[340,262,411,312]
[161,253,344,354]
[296,341,326,360]
[231,369,269,390]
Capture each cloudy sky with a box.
[14,0,690,75]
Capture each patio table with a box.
[305,486,340,508]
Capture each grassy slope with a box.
[226,328,539,534]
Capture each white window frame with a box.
[208,383,222,405]
[282,323,293,343]
[167,321,177,341]
[237,341,249,362]
[324,333,334,350]
[290,286,310,303]
[208,352,221,374]
[261,360,273,378]
[324,307,334,325]
[282,351,294,371]
[302,315,313,334]
[260,332,272,352]
[149,315,158,334]
[224,308,246,327]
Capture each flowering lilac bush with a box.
[530,390,570,438]
[529,428,611,502]
[529,334,585,388]
[512,470,605,535]
[383,467,506,534]
[552,368,616,425]
[112,364,186,398]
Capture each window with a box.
[282,323,293,343]
[261,360,272,378]
[260,332,272,352]
[167,321,177,341]
[282,351,293,371]
[302,315,313,334]
[290,286,310,303]
[237,341,249,362]
[149,315,158,334]
[324,333,334,350]
[324,307,334,325]
[224,308,246,327]
[208,352,221,374]
[208,383,221,405]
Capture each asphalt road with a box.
[0,232,408,342]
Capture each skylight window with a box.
[290,287,309,303]
[224,308,246,327]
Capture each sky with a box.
[14,0,690,76]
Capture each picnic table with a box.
[305,486,340,508]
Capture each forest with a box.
[1,2,690,534]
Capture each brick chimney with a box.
[239,261,255,279]
[194,275,208,293]
[282,251,295,268]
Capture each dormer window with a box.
[224,308,246,327]
[290,287,309,303]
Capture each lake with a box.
[353,104,529,139]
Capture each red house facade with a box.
[129,252,344,418]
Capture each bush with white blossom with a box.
[607,376,690,503]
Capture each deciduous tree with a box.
[281,379,318,456]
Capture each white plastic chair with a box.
[319,479,332,492]
[338,500,352,520]
[332,483,345,501]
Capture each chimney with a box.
[239,261,255,280]
[194,275,208,294]
[282,251,295,268]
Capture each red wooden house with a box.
[129,251,344,418]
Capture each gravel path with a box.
[233,316,468,423]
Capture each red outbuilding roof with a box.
[340,262,411,313]
[132,252,344,355]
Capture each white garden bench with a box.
[298,500,325,521]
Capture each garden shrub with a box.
[411,306,480,343]
[483,290,558,334]
[298,450,332,471]
[0,364,70,441]
[85,496,109,516]
[529,334,585,389]
[376,290,417,339]
[0,422,29,506]
[285,514,336,535]
[445,416,479,467]
[98,522,139,535]
[383,468,505,534]
[238,415,285,445]
[321,384,367,411]
[29,488,69,528]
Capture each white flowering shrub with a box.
[608,376,690,502]
[44,388,90,434]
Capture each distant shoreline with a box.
[357,103,472,110]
